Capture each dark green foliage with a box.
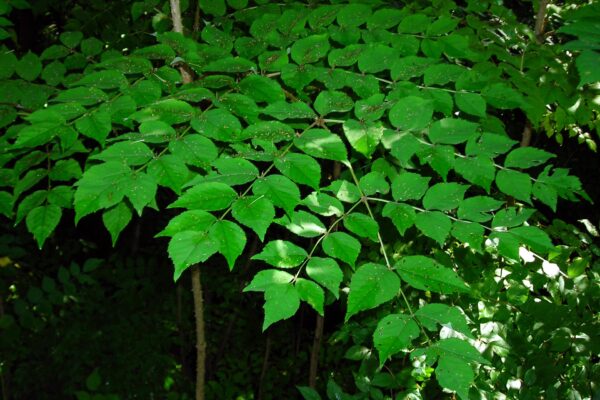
[0,0,599,399]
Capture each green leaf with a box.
[508,226,553,254]
[75,110,112,145]
[199,0,225,16]
[466,132,517,158]
[291,34,330,64]
[482,83,523,109]
[354,93,386,122]
[306,257,343,298]
[243,121,295,143]
[74,162,131,222]
[0,191,13,218]
[279,210,326,238]
[17,52,42,81]
[202,56,255,73]
[262,101,316,120]
[346,263,400,321]
[491,207,535,229]
[576,50,600,86]
[133,99,194,125]
[168,232,219,281]
[16,190,46,224]
[294,129,348,161]
[297,386,322,400]
[71,70,127,90]
[97,56,155,74]
[325,180,361,203]
[54,87,109,105]
[123,172,156,215]
[358,44,396,73]
[374,314,420,364]
[337,3,371,27]
[49,159,82,181]
[12,122,62,149]
[102,202,132,246]
[41,61,66,86]
[263,283,300,331]
[91,141,153,166]
[391,56,435,81]
[168,134,218,167]
[431,338,490,365]
[218,94,259,124]
[415,211,452,245]
[415,303,473,338]
[81,37,103,56]
[275,153,321,189]
[395,256,470,294]
[428,118,479,144]
[344,213,379,242]
[209,220,246,270]
[455,92,486,117]
[359,171,389,196]
[422,183,469,211]
[454,156,495,192]
[26,204,62,248]
[391,133,426,165]
[457,196,503,222]
[239,74,285,104]
[210,157,259,186]
[296,278,324,315]
[147,155,189,194]
[133,44,176,60]
[382,202,416,235]
[0,52,17,79]
[495,169,532,203]
[252,240,308,269]
[424,64,466,86]
[169,182,237,211]
[253,175,300,215]
[231,196,275,241]
[322,232,361,267]
[451,221,484,251]
[398,13,430,34]
[367,8,403,30]
[436,356,473,400]
[303,191,344,217]
[137,120,176,143]
[427,15,459,35]
[389,96,433,131]
[342,120,384,158]
[60,31,83,48]
[504,147,556,169]
[314,90,353,116]
[328,44,364,67]
[190,109,242,142]
[244,269,294,292]
[156,210,216,238]
[391,172,430,202]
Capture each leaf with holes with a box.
[209,220,246,270]
[169,182,237,211]
[395,256,470,294]
[231,196,275,241]
[374,314,420,364]
[346,263,400,321]
[306,257,343,298]
[168,232,219,281]
[322,232,361,267]
[252,240,308,269]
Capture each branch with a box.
[535,0,550,43]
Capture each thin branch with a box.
[535,0,550,44]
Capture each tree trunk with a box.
[191,266,206,400]
[308,313,324,388]
[169,2,205,399]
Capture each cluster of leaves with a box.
[0,0,598,399]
